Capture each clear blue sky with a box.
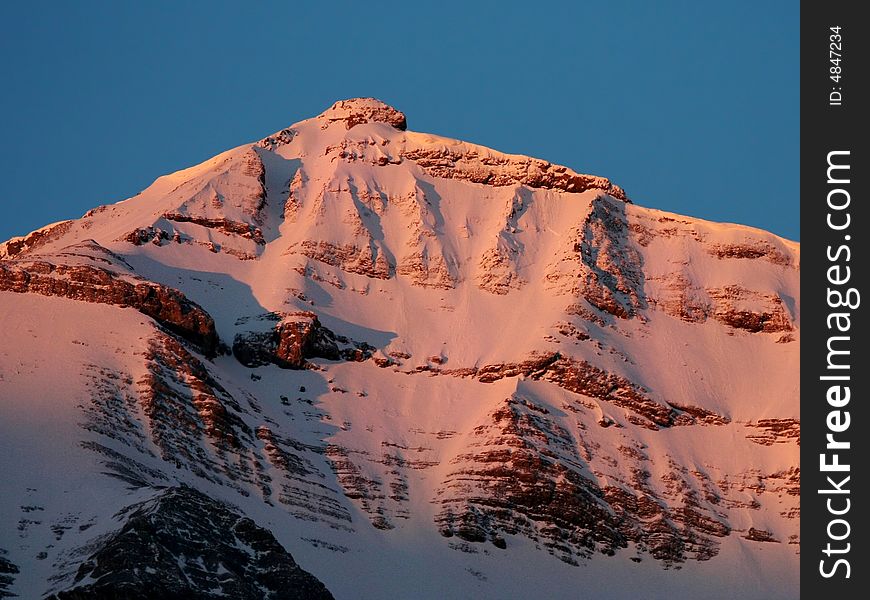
[0,1,798,242]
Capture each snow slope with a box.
[0,98,799,599]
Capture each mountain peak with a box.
[0,99,799,599]
[316,97,407,131]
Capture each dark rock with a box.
[746,419,800,446]
[0,220,72,258]
[125,226,170,246]
[317,98,408,131]
[575,195,646,319]
[708,242,792,267]
[233,312,373,369]
[744,528,779,543]
[0,258,219,357]
[0,550,19,599]
[708,286,793,333]
[294,241,392,280]
[472,352,676,428]
[162,213,265,245]
[401,149,627,200]
[45,487,334,600]
[435,393,732,566]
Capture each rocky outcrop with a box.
[708,286,793,333]
[162,213,266,245]
[648,276,794,334]
[746,419,800,446]
[111,332,278,498]
[124,226,172,246]
[325,440,435,531]
[118,147,269,258]
[233,312,374,369]
[435,394,730,566]
[258,127,296,151]
[0,550,17,599]
[45,487,334,600]
[544,195,645,318]
[645,272,711,323]
[290,241,392,280]
[708,241,792,267]
[0,220,72,259]
[575,195,646,318]
[317,98,407,131]
[402,147,627,200]
[0,258,218,356]
[476,193,526,294]
[326,445,394,530]
[441,352,680,428]
[476,245,524,294]
[79,325,353,527]
[254,426,354,527]
[436,394,625,561]
[744,528,779,543]
[397,249,456,289]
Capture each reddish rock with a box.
[0,259,218,356]
[162,213,265,245]
[402,147,627,200]
[0,220,72,258]
[317,98,408,131]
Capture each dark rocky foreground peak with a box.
[46,487,333,600]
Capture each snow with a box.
[0,99,799,599]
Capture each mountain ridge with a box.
[0,98,799,599]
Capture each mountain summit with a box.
[0,99,799,599]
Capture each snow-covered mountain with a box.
[0,98,799,599]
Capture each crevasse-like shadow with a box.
[254,149,302,247]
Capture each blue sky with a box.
[0,1,798,242]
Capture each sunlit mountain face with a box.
[0,98,799,600]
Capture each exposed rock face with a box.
[233,312,374,369]
[744,527,778,543]
[435,394,625,560]
[397,249,456,290]
[544,195,646,319]
[648,277,794,333]
[170,147,268,227]
[45,487,334,600]
[438,352,694,429]
[746,419,801,446]
[476,246,523,294]
[317,98,408,131]
[402,147,627,199]
[434,393,731,566]
[162,213,266,245]
[0,220,72,259]
[575,195,646,318]
[116,147,269,260]
[708,286,793,333]
[138,334,258,483]
[0,254,218,356]
[291,241,392,280]
[708,241,792,266]
[124,225,171,246]
[0,551,18,599]
[258,127,296,151]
